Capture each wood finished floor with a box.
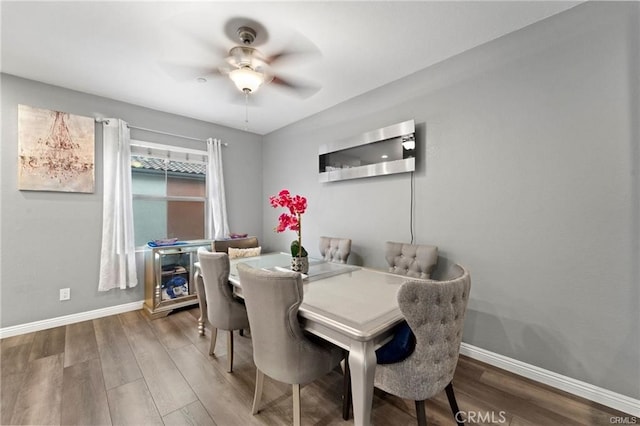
[0,307,630,426]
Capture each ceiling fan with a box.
[162,19,320,129]
[208,23,320,99]
[220,26,272,94]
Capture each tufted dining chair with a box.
[385,241,439,279]
[374,263,471,426]
[197,248,250,373]
[319,236,352,263]
[213,236,259,254]
[237,263,345,426]
[210,237,260,336]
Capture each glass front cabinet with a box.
[143,240,212,319]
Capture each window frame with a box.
[130,139,208,245]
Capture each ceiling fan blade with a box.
[271,75,321,99]
[158,62,222,82]
[160,25,239,81]
[172,27,230,60]
[266,48,320,67]
[265,29,322,67]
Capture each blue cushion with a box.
[376,321,416,364]
[163,276,188,299]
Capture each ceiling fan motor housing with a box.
[229,46,258,68]
[237,26,256,45]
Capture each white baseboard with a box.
[460,342,640,417]
[0,301,144,339]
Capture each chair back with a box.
[213,236,259,253]
[197,248,247,330]
[237,263,339,385]
[385,241,438,279]
[319,236,352,263]
[376,264,471,401]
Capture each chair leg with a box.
[252,369,265,414]
[292,383,301,426]
[445,382,464,426]
[208,327,218,356]
[226,330,234,373]
[415,400,427,426]
[342,353,352,420]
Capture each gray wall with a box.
[0,74,263,328]
[262,2,639,399]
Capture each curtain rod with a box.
[95,118,227,146]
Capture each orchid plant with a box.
[269,189,308,258]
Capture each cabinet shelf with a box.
[161,266,187,276]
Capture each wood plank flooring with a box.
[0,307,631,425]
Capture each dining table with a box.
[195,252,409,426]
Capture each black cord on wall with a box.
[410,171,415,244]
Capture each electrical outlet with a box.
[59,288,70,301]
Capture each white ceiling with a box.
[1,1,580,135]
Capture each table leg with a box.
[348,340,376,426]
[194,268,207,336]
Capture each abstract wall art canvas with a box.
[18,105,95,193]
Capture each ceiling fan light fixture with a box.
[229,66,265,93]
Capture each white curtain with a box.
[98,119,137,291]
[206,138,230,239]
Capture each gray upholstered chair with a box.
[197,248,250,373]
[374,263,471,426]
[385,241,438,279]
[211,237,260,336]
[319,236,352,263]
[213,236,259,254]
[237,263,344,426]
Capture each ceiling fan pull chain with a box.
[244,90,250,131]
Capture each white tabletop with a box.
[300,268,405,340]
[228,252,406,342]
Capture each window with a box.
[130,141,207,247]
